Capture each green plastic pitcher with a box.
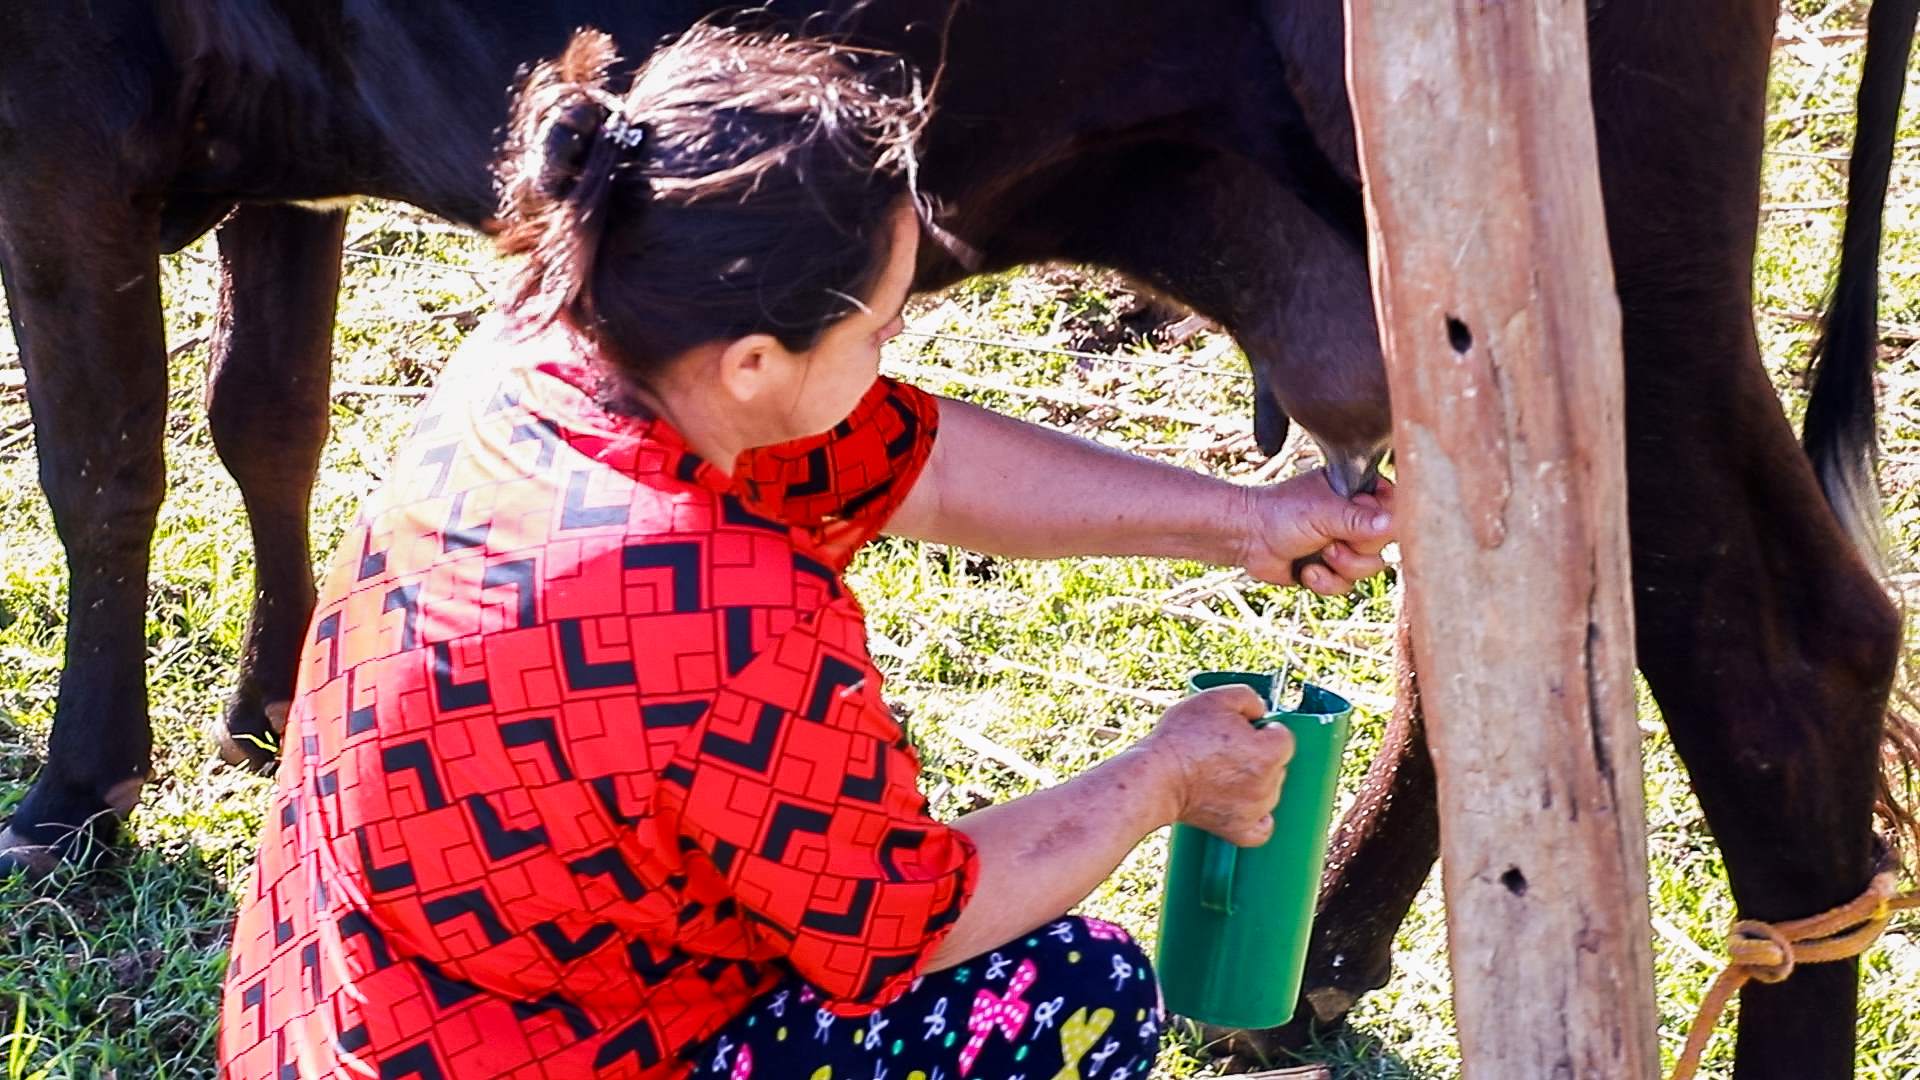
[1154,670,1353,1029]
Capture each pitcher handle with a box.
[1199,835,1237,914]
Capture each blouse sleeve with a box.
[660,601,977,1013]
[732,377,939,563]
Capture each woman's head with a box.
[494,25,926,440]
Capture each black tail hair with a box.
[1801,0,1920,571]
[1802,0,1920,872]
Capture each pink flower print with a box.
[958,958,1037,1076]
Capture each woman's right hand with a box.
[1141,685,1295,846]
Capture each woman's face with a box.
[770,201,919,437]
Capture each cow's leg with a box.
[1622,305,1892,1080]
[205,205,346,769]
[1621,305,1893,1077]
[1589,2,1891,1073]
[0,196,167,872]
[1220,608,1439,1065]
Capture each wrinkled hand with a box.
[1238,471,1396,595]
[1139,685,1294,846]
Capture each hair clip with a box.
[602,113,647,152]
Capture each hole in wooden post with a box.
[1446,315,1473,353]
[1501,866,1528,896]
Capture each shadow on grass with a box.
[1289,1024,1443,1080]
[1170,1017,1444,1080]
[0,839,233,1080]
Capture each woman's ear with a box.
[715,333,793,405]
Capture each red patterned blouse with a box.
[218,318,978,1080]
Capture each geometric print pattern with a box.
[219,319,976,1080]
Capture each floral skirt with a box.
[685,916,1163,1079]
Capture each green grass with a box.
[3,6,1920,1076]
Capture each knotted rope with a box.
[1671,871,1920,1080]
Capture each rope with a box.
[1670,871,1920,1080]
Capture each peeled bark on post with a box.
[1342,1,1659,1076]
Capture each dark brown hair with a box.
[494,25,927,382]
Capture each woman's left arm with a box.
[886,396,1395,593]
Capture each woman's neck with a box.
[621,352,757,477]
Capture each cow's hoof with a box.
[0,774,141,880]
[0,813,123,880]
[0,825,61,879]
[212,699,288,771]
[1302,986,1360,1026]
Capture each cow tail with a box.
[1801,0,1920,575]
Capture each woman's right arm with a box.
[923,685,1293,970]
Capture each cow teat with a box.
[1314,437,1388,499]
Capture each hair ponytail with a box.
[495,30,645,330]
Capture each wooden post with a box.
[1341,1,1659,1076]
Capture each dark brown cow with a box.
[0,1,1913,1076]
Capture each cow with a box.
[0,1,1911,1076]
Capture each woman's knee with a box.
[1025,917,1164,1071]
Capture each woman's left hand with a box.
[1238,472,1397,595]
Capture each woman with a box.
[219,25,1394,1080]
